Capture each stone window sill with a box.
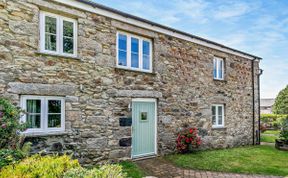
[114,67,156,75]
[23,131,68,137]
[35,51,81,60]
[212,126,226,130]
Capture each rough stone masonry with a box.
[0,0,260,166]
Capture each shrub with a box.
[63,164,126,178]
[273,85,288,114]
[176,128,201,153]
[0,98,27,149]
[260,114,288,129]
[0,154,80,178]
[280,118,288,140]
[0,149,24,168]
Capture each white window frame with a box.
[213,57,224,80]
[212,104,225,128]
[116,31,153,73]
[39,11,78,57]
[20,96,65,135]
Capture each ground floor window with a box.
[212,104,224,128]
[20,96,65,134]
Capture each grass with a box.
[264,130,280,135]
[260,130,280,143]
[119,161,146,178]
[165,145,288,176]
[260,134,278,143]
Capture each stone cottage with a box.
[0,0,261,165]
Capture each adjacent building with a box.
[260,99,275,114]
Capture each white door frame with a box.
[131,98,157,159]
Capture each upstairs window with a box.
[212,104,225,128]
[213,57,224,80]
[40,12,77,57]
[117,32,152,72]
[20,96,65,134]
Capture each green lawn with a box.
[166,145,288,176]
[119,161,146,178]
[264,130,280,135]
[260,134,278,143]
[260,130,280,143]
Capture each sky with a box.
[93,0,288,98]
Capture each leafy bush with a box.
[0,154,80,178]
[273,85,288,114]
[260,114,288,129]
[280,118,288,140]
[0,149,24,168]
[0,142,31,169]
[63,164,126,178]
[0,98,27,149]
[176,128,201,153]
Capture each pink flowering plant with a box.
[0,98,27,149]
[176,127,201,153]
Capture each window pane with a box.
[48,100,61,113]
[27,114,41,128]
[219,60,223,79]
[212,106,216,116]
[118,34,127,50]
[48,114,61,128]
[143,41,150,55]
[63,21,73,37]
[218,106,223,115]
[63,37,73,54]
[131,53,139,68]
[45,16,57,52]
[131,38,139,53]
[213,59,217,78]
[218,115,223,125]
[26,100,41,113]
[143,55,150,70]
[45,16,56,34]
[131,38,139,68]
[118,50,127,66]
[212,115,216,125]
[45,34,57,51]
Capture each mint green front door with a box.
[132,100,156,158]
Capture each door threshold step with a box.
[132,155,158,161]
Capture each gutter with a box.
[251,60,255,145]
[251,59,262,145]
[257,69,263,144]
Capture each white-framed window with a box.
[212,104,224,128]
[20,96,65,134]
[213,57,224,80]
[39,11,77,57]
[116,31,152,72]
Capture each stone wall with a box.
[0,0,260,165]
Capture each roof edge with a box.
[54,0,262,60]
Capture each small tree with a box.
[273,85,288,114]
[0,98,27,149]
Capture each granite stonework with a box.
[0,0,260,165]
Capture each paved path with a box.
[135,157,283,178]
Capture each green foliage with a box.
[280,118,288,140]
[0,98,27,149]
[119,161,146,178]
[260,114,288,128]
[166,145,288,176]
[63,164,126,178]
[273,85,288,114]
[0,154,80,178]
[0,149,24,168]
